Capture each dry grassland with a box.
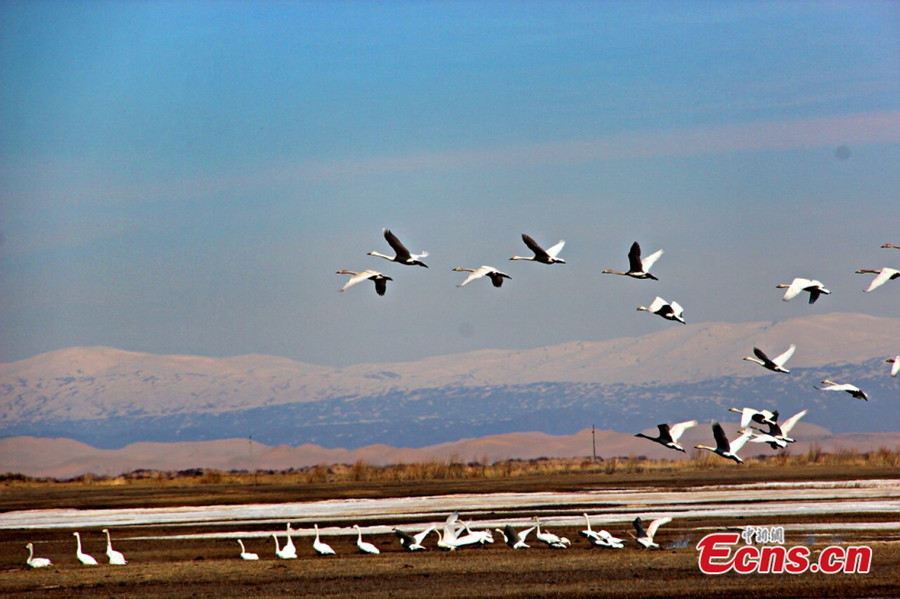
[1,451,899,598]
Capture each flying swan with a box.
[742,344,795,373]
[776,278,830,304]
[336,269,392,296]
[635,420,697,452]
[751,409,808,447]
[887,356,900,378]
[452,265,512,288]
[368,228,429,267]
[815,379,868,401]
[603,241,663,280]
[637,297,685,324]
[694,421,754,464]
[509,234,566,264]
[728,407,778,428]
[856,267,900,292]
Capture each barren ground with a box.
[2,465,898,598]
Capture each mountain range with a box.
[5,424,900,480]
[2,312,898,451]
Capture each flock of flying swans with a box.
[629,242,897,462]
[24,240,897,567]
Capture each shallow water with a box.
[2,479,897,540]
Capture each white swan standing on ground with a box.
[73,532,98,565]
[282,523,297,558]
[237,539,259,561]
[815,379,869,401]
[270,534,296,559]
[452,265,512,288]
[776,278,831,304]
[394,527,434,551]
[352,524,380,554]
[368,228,429,267]
[595,528,625,548]
[602,241,663,280]
[856,267,900,292]
[509,234,566,264]
[460,521,495,546]
[636,297,685,324]
[579,514,624,548]
[313,524,336,555]
[25,543,52,568]
[887,356,900,377]
[533,517,570,548]
[101,528,126,565]
[631,516,672,549]
[433,528,458,551]
[742,344,795,373]
[728,407,778,428]
[336,269,393,296]
[634,420,697,452]
[695,421,754,464]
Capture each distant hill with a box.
[3,425,900,479]
[1,312,898,449]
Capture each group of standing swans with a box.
[27,512,676,570]
[27,530,126,568]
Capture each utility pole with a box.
[249,434,257,485]
[592,425,597,463]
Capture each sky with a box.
[1,1,899,368]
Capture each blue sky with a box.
[1,1,899,367]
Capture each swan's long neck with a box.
[74,533,83,553]
[104,530,112,550]
[602,269,627,275]
[271,534,281,551]
[368,251,393,261]
[510,255,533,261]
[27,544,34,560]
